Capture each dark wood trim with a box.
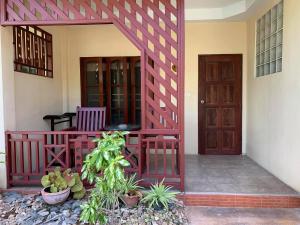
[98,57,104,107]
[198,56,205,155]
[130,57,136,123]
[123,58,129,123]
[198,54,243,155]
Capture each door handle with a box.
[200,100,205,104]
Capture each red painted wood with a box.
[2,0,185,191]
[5,130,182,189]
[75,107,106,131]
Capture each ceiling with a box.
[184,0,268,21]
[185,0,242,9]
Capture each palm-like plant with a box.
[142,179,179,210]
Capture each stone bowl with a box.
[41,187,70,205]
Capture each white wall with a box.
[246,0,300,191]
[0,26,16,188]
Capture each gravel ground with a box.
[0,191,189,225]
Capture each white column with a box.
[0,26,16,189]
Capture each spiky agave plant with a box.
[142,179,179,210]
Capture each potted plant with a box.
[142,179,179,210]
[121,174,143,208]
[41,167,85,205]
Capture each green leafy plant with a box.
[63,168,86,199]
[80,131,130,224]
[41,167,86,199]
[142,179,179,210]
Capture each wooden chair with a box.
[66,107,106,167]
[66,107,106,131]
[75,106,106,131]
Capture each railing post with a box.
[5,132,12,188]
[179,135,185,192]
[42,133,47,174]
[65,133,70,168]
[0,0,6,24]
[137,133,142,178]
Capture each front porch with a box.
[4,134,300,208]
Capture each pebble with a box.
[62,209,71,218]
[38,209,50,216]
[0,192,189,225]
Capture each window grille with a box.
[13,26,53,78]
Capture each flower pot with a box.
[121,190,142,208]
[41,187,70,205]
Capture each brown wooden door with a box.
[198,54,242,155]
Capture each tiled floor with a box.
[186,206,300,225]
[185,155,299,195]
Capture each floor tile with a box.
[186,207,300,225]
[185,155,299,195]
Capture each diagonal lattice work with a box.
[1,0,184,131]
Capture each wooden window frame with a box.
[13,25,53,78]
[80,56,141,125]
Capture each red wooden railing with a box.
[5,130,183,190]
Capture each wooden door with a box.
[198,54,242,155]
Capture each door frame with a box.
[198,54,243,155]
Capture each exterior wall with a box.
[246,0,300,192]
[0,26,16,188]
[14,27,66,131]
[185,22,247,154]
